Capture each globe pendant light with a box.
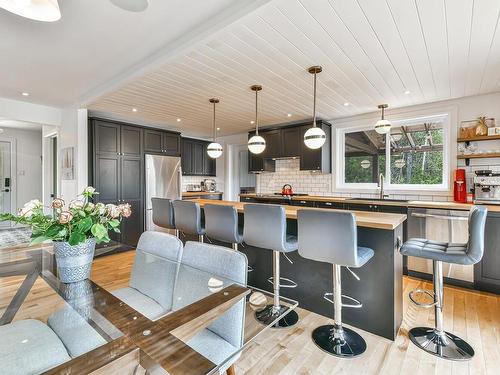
[248,85,266,154]
[207,98,223,159]
[304,66,326,149]
[375,104,391,134]
[0,0,61,22]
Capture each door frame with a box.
[42,131,59,209]
[0,137,17,220]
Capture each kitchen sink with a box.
[349,198,409,203]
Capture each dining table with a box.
[0,241,297,374]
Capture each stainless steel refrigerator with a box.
[145,154,182,232]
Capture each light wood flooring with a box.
[2,250,498,375]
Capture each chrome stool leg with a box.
[174,229,180,239]
[255,250,299,328]
[312,264,366,357]
[408,260,474,360]
[232,243,238,251]
[198,234,204,243]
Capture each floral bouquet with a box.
[0,186,132,246]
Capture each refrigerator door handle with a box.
[177,166,182,200]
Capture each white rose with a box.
[83,186,96,194]
[24,199,42,210]
[105,204,120,219]
[95,203,106,215]
[18,207,33,218]
[69,199,85,209]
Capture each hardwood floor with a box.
[2,250,498,374]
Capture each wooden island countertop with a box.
[192,198,406,230]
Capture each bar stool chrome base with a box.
[312,324,366,357]
[409,327,474,361]
[255,304,299,328]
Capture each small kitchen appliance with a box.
[474,172,500,204]
[202,179,217,192]
[453,169,467,203]
[281,184,293,196]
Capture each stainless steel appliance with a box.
[474,174,500,204]
[407,207,471,283]
[202,179,216,192]
[145,154,182,232]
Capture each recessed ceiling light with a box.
[132,108,138,112]
[287,113,292,117]
[21,92,29,96]
[216,127,220,131]
[176,118,181,122]
[250,120,255,124]
[344,102,349,106]
[404,90,411,95]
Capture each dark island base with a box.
[182,217,404,341]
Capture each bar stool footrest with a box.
[267,276,297,289]
[323,292,362,308]
[409,289,436,308]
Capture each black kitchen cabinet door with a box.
[475,213,500,294]
[282,127,301,157]
[203,144,216,176]
[192,142,204,175]
[290,199,315,207]
[95,156,120,202]
[316,201,345,209]
[248,151,275,173]
[346,203,375,212]
[121,126,142,157]
[95,121,120,156]
[299,125,322,171]
[262,130,281,159]
[181,139,193,175]
[144,130,163,153]
[163,133,180,156]
[120,157,143,246]
[120,199,143,247]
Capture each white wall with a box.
[0,97,61,126]
[0,127,42,210]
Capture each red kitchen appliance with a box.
[454,169,467,203]
[281,184,294,196]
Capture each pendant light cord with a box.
[312,71,317,127]
[381,106,385,121]
[213,101,216,141]
[255,89,259,135]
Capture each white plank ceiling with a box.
[88,0,500,137]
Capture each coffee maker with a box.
[474,170,500,204]
[202,179,217,192]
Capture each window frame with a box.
[335,113,450,192]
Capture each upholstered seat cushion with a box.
[47,308,107,357]
[112,287,168,320]
[356,246,375,267]
[187,328,240,373]
[400,238,474,265]
[0,319,71,374]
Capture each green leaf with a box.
[91,223,108,239]
[108,219,120,228]
[46,223,63,237]
[113,227,121,233]
[68,231,86,246]
[30,236,48,245]
[77,216,93,233]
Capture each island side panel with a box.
[239,215,403,341]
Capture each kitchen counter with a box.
[193,198,406,230]
[239,193,500,212]
[190,198,404,340]
[182,191,223,198]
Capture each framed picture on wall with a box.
[61,147,74,180]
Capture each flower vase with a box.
[53,239,96,283]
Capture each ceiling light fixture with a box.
[110,0,149,12]
[176,118,181,122]
[0,0,61,22]
[132,108,138,112]
[287,113,292,117]
[304,66,326,149]
[344,102,349,106]
[21,92,29,96]
[248,85,266,155]
[404,90,411,95]
[207,98,223,159]
[375,104,391,134]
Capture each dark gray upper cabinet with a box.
[121,126,143,156]
[181,137,216,176]
[94,121,120,156]
[247,120,331,172]
[144,129,180,156]
[281,127,301,157]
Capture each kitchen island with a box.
[191,199,407,340]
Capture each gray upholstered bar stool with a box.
[204,203,243,251]
[172,200,205,242]
[298,209,374,357]
[243,203,299,328]
[151,197,178,237]
[400,205,487,360]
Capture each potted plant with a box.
[0,186,131,283]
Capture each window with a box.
[338,114,449,191]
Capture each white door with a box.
[0,141,12,227]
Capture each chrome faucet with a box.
[378,173,389,200]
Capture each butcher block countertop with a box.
[182,191,223,197]
[239,193,500,212]
[191,198,406,230]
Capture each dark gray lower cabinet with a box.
[475,212,500,294]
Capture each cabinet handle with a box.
[325,202,332,206]
[300,201,306,204]
[410,212,468,221]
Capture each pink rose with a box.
[51,198,65,209]
[119,203,132,218]
[105,204,120,219]
[59,211,73,224]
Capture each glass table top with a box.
[0,242,298,375]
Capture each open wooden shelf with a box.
[458,153,500,160]
[457,134,500,142]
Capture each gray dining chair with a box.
[176,241,248,374]
[112,231,184,320]
[173,200,206,242]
